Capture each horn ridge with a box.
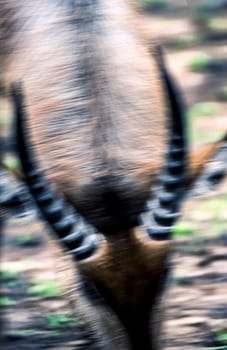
[158,191,177,209]
[71,235,98,260]
[53,217,77,236]
[144,46,187,241]
[168,146,185,159]
[146,226,171,240]
[166,161,184,175]
[36,192,54,206]
[153,208,179,227]
[12,82,97,259]
[161,174,184,190]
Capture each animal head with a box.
[11,45,187,349]
[1,2,225,349]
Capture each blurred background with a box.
[0,1,227,349]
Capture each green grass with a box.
[206,347,227,350]
[0,269,18,281]
[217,86,227,102]
[173,221,197,237]
[185,195,227,238]
[13,234,41,247]
[142,0,167,10]
[172,193,227,242]
[195,195,227,220]
[14,329,37,336]
[0,269,21,288]
[188,102,217,119]
[215,328,227,344]
[43,314,78,329]
[27,281,62,299]
[168,34,199,50]
[190,6,213,29]
[171,273,191,286]
[208,17,227,32]
[3,155,21,173]
[187,101,224,144]
[187,102,219,145]
[190,128,223,146]
[187,53,214,72]
[211,218,227,236]
[0,296,16,306]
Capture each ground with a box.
[1,179,227,350]
[1,1,227,349]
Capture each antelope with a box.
[0,1,226,349]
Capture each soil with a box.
[1,1,227,349]
[1,180,227,350]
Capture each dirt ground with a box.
[1,178,227,350]
[1,2,227,349]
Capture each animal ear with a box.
[187,133,226,186]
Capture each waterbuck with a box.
[0,1,225,349]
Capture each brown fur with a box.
[188,136,226,183]
[0,0,167,229]
[0,2,169,348]
[78,230,171,349]
[0,1,225,349]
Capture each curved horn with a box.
[143,47,187,240]
[12,83,97,260]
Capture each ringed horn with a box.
[142,46,187,240]
[13,86,97,260]
[12,47,187,261]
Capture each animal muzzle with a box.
[69,173,150,234]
